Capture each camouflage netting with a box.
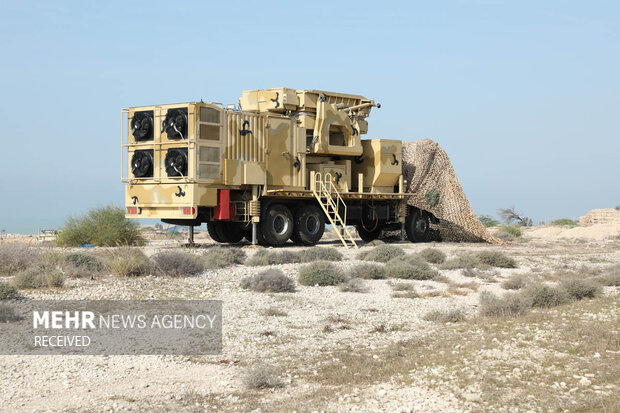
[402,139,502,244]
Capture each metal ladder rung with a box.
[311,173,358,249]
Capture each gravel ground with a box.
[0,234,619,412]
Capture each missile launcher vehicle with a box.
[122,88,437,247]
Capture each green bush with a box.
[358,245,405,263]
[498,225,522,238]
[476,251,517,268]
[203,247,246,269]
[419,248,446,264]
[522,284,570,308]
[0,245,40,275]
[245,250,301,266]
[550,218,578,227]
[479,215,500,227]
[559,278,601,300]
[0,282,18,299]
[385,259,438,280]
[339,278,368,293]
[12,268,64,289]
[298,261,346,286]
[109,248,151,277]
[501,275,527,290]
[423,309,466,323]
[57,206,145,247]
[298,247,343,262]
[479,291,531,317]
[240,269,296,292]
[349,263,387,280]
[151,250,204,277]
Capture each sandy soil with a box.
[0,230,619,412]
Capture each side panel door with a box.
[266,117,294,187]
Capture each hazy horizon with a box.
[1,1,618,234]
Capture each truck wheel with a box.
[292,204,325,245]
[260,204,294,246]
[220,222,245,243]
[405,209,430,242]
[206,222,224,242]
[356,223,383,242]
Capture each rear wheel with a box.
[356,223,383,242]
[292,204,325,245]
[206,222,223,243]
[405,208,431,242]
[260,203,294,246]
[208,222,245,243]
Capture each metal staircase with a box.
[311,172,358,249]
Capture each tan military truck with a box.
[122,88,436,248]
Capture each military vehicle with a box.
[122,88,436,248]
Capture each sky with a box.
[0,1,618,233]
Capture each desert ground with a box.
[0,218,619,413]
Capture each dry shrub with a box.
[0,282,18,299]
[203,247,246,269]
[62,264,98,279]
[12,268,64,289]
[246,249,301,266]
[423,309,466,323]
[64,252,106,272]
[240,269,296,293]
[0,304,21,323]
[298,247,343,262]
[298,261,345,286]
[522,283,570,308]
[391,282,415,291]
[0,245,40,275]
[495,232,516,242]
[420,248,446,264]
[358,245,405,263]
[151,250,203,277]
[559,278,601,300]
[370,324,388,333]
[339,278,368,293]
[479,291,531,317]
[440,254,483,270]
[349,263,386,280]
[502,274,528,290]
[594,269,620,287]
[262,307,287,317]
[476,251,517,268]
[391,291,420,299]
[243,364,284,389]
[109,248,151,277]
[385,259,438,280]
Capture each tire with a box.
[206,222,224,243]
[260,203,294,247]
[292,204,325,245]
[212,222,244,243]
[356,223,383,242]
[405,208,431,242]
[207,222,244,243]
